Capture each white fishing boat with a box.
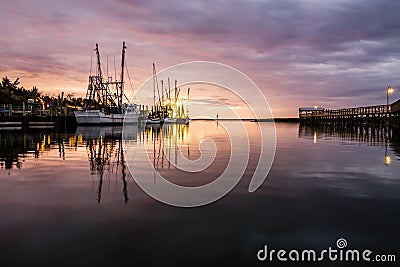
[145,117,163,124]
[157,77,190,125]
[74,42,140,125]
[74,104,140,125]
[176,117,189,124]
[163,117,189,124]
[163,117,177,124]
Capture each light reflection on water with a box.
[0,121,399,266]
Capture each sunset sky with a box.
[1,0,400,117]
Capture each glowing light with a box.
[78,134,83,144]
[385,155,391,166]
[313,131,317,144]
[314,105,318,109]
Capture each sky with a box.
[1,0,400,117]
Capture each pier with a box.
[299,98,400,127]
[0,103,76,130]
[0,115,76,131]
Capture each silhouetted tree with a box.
[0,76,42,105]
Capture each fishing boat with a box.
[145,117,163,124]
[163,85,190,125]
[74,42,140,125]
[164,116,189,124]
[157,76,190,125]
[143,63,164,125]
[176,117,189,124]
[163,117,177,124]
[75,104,140,124]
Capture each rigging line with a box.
[114,56,117,82]
[154,65,162,106]
[123,92,131,104]
[125,56,138,103]
[106,55,109,81]
[90,50,93,76]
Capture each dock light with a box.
[385,155,391,166]
[314,105,318,109]
[387,86,394,106]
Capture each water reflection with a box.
[298,123,400,163]
[0,129,66,169]
[139,123,190,170]
[0,124,192,203]
[1,122,400,266]
[76,126,131,204]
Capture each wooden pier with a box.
[0,115,76,131]
[299,98,400,126]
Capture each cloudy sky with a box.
[1,0,400,117]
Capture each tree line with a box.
[0,76,84,108]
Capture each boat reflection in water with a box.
[139,123,190,170]
[75,126,137,204]
[0,122,191,204]
[126,121,240,189]
[2,121,400,266]
[79,123,192,204]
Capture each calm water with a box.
[0,121,400,266]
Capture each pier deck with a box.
[299,98,400,126]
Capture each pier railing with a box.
[299,99,400,125]
[0,103,70,117]
[299,105,390,119]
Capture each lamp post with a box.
[387,86,394,106]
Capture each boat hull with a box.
[163,118,177,124]
[176,118,189,124]
[145,118,163,124]
[74,110,139,125]
[163,117,189,124]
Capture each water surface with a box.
[0,121,399,266]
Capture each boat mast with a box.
[95,43,102,79]
[168,77,171,101]
[187,87,190,118]
[95,43,106,107]
[119,41,126,107]
[152,63,156,109]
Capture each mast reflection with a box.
[139,123,190,170]
[76,126,137,204]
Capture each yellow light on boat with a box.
[385,155,391,165]
[387,87,394,94]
